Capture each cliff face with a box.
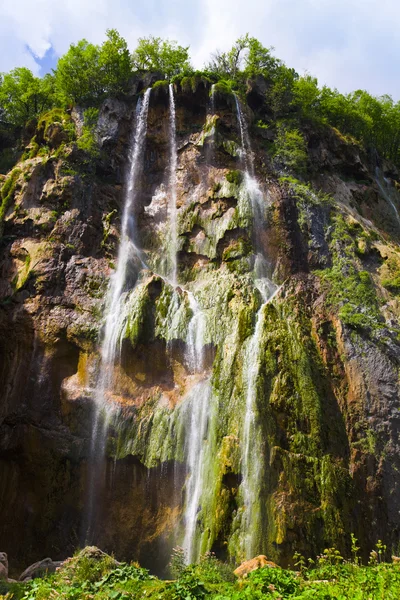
[1,76,400,574]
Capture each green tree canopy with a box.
[131,36,191,78]
[54,29,132,106]
[0,68,55,126]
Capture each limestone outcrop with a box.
[0,74,400,575]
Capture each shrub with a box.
[226,170,243,185]
[274,124,308,175]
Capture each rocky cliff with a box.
[1,75,400,574]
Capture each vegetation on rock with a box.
[2,543,400,599]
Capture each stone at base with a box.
[233,555,278,578]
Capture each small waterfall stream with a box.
[182,378,211,563]
[235,94,277,557]
[168,84,179,284]
[376,167,400,230]
[84,88,151,542]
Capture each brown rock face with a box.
[1,75,400,574]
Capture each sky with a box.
[0,0,399,98]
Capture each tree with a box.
[292,74,321,118]
[207,35,249,79]
[54,39,102,106]
[0,68,55,126]
[267,65,298,117]
[98,29,132,95]
[131,36,191,78]
[244,37,280,78]
[274,125,308,175]
[54,30,132,106]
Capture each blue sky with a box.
[1,0,399,98]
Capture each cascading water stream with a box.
[180,290,209,563]
[168,84,179,285]
[235,94,277,557]
[83,88,151,543]
[182,378,211,563]
[376,167,400,229]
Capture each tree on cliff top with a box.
[131,36,191,78]
[0,68,55,126]
[54,29,132,106]
[207,35,279,80]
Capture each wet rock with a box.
[0,552,8,580]
[19,558,62,581]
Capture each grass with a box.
[2,542,400,600]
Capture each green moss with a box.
[226,170,243,186]
[0,167,21,231]
[180,72,213,94]
[213,80,236,96]
[381,255,400,294]
[152,79,169,90]
[315,212,383,332]
[77,107,99,157]
[274,124,308,175]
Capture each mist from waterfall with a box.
[83,88,151,544]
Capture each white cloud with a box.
[0,0,400,97]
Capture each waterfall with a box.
[182,379,212,563]
[83,88,151,543]
[376,167,400,229]
[186,292,206,373]
[168,84,179,284]
[235,93,277,558]
[210,83,216,114]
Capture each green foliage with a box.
[98,29,132,96]
[274,125,308,175]
[131,36,191,78]
[169,546,187,579]
[77,107,99,156]
[248,567,299,596]
[0,167,21,226]
[190,552,236,585]
[11,546,400,600]
[55,29,132,106]
[207,34,279,81]
[316,213,383,331]
[381,256,400,294]
[226,169,243,185]
[167,569,207,600]
[0,68,55,125]
[212,79,237,95]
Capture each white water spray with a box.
[235,93,278,557]
[168,84,179,284]
[84,88,151,542]
[376,167,400,229]
[186,292,206,373]
[182,379,212,563]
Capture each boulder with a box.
[233,555,278,578]
[0,552,8,580]
[19,558,62,582]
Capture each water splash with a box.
[182,379,212,563]
[83,88,151,543]
[168,84,178,284]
